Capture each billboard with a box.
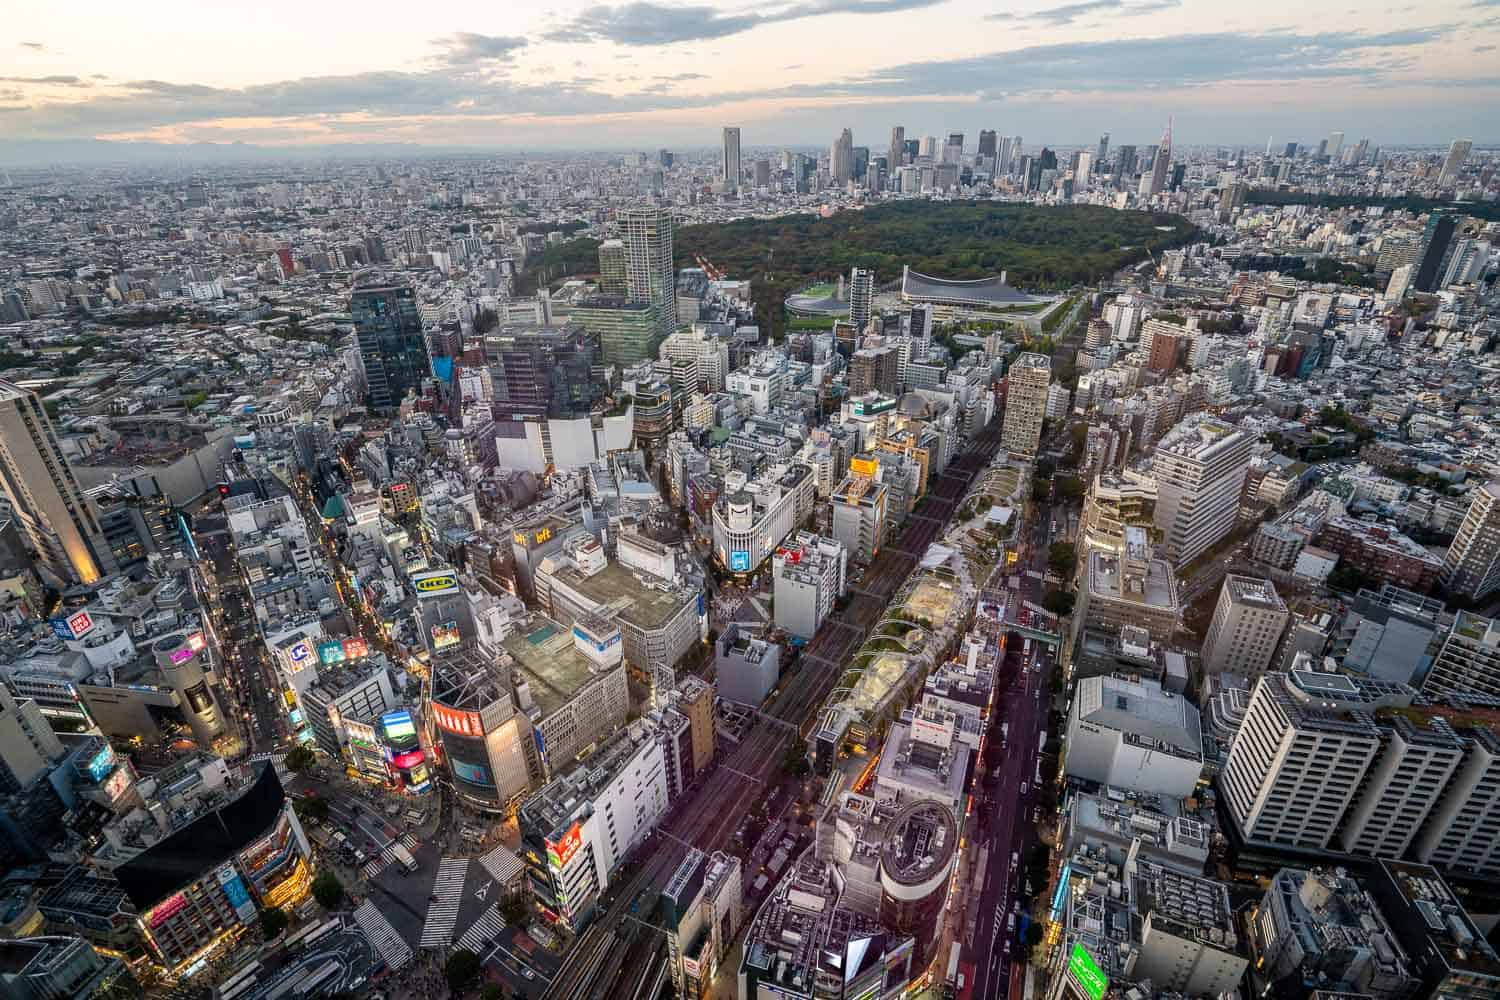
[572,626,620,653]
[410,569,461,597]
[431,620,461,651]
[101,767,132,802]
[546,821,584,870]
[849,457,879,477]
[343,637,370,659]
[317,640,346,666]
[391,748,426,770]
[728,550,751,573]
[431,703,483,738]
[169,646,195,665]
[1068,943,1108,1000]
[187,632,207,652]
[451,759,490,785]
[217,865,256,924]
[146,892,188,928]
[285,640,313,671]
[851,397,895,416]
[80,744,116,783]
[381,710,417,742]
[50,610,96,640]
[512,526,554,547]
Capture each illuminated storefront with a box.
[379,709,431,794]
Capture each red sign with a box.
[546,821,583,869]
[67,611,94,637]
[431,703,483,738]
[187,632,206,651]
[342,638,369,659]
[391,749,426,769]
[146,892,188,928]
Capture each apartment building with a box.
[1146,414,1252,568]
[1201,576,1290,675]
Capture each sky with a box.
[4,0,1500,154]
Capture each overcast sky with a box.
[4,0,1499,152]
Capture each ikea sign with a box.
[410,570,460,597]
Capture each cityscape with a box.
[1,6,1500,1000]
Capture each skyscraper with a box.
[1147,119,1172,196]
[352,281,431,413]
[1413,212,1458,293]
[597,239,627,296]
[888,126,906,174]
[830,129,855,183]
[1441,481,1500,601]
[942,133,963,164]
[1147,413,1252,567]
[848,267,875,332]
[621,206,677,344]
[721,127,741,190]
[0,381,114,584]
[1438,138,1473,186]
[1096,132,1109,172]
[1326,130,1345,161]
[977,130,997,159]
[1002,353,1051,457]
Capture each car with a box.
[1020,781,1029,795]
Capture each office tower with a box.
[851,146,870,182]
[1438,138,1472,185]
[1413,213,1458,293]
[1147,119,1172,195]
[942,133,963,164]
[831,472,888,564]
[997,136,1015,174]
[1424,610,1500,700]
[1351,137,1369,165]
[1337,715,1463,859]
[1440,482,1500,600]
[849,346,899,396]
[977,129,997,159]
[351,281,431,414]
[0,381,114,584]
[1147,413,1252,567]
[597,239,627,296]
[918,135,937,159]
[1169,162,1186,192]
[830,129,855,182]
[1096,132,1109,171]
[0,685,64,793]
[753,158,771,187]
[491,327,607,419]
[659,148,674,168]
[888,126,906,172]
[721,127,741,190]
[1326,130,1344,160]
[621,205,677,343]
[1002,352,1050,457]
[1200,576,1289,674]
[848,267,875,332]
[1283,141,1297,158]
[1115,144,1137,178]
[1221,671,1383,850]
[0,935,142,998]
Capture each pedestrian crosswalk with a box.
[478,844,523,887]
[353,900,413,971]
[399,833,419,851]
[420,857,468,948]
[454,903,506,955]
[363,845,398,879]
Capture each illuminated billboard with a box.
[410,569,461,597]
[1068,943,1108,1000]
[146,892,188,928]
[546,822,584,870]
[187,632,207,652]
[343,637,369,659]
[391,748,426,770]
[80,744,116,783]
[849,457,879,477]
[431,620,461,651]
[381,710,417,743]
[451,759,490,785]
[728,550,750,572]
[50,610,96,641]
[431,703,483,737]
[284,640,313,672]
[169,646,196,665]
[317,640,346,666]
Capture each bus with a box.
[216,961,261,1000]
[391,843,418,873]
[944,941,961,993]
[284,916,340,953]
[297,960,342,997]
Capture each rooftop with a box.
[1074,675,1203,757]
[551,559,695,632]
[501,618,611,720]
[901,266,1036,306]
[1225,574,1287,611]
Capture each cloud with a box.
[0,74,91,87]
[429,32,528,65]
[18,42,44,51]
[548,0,944,46]
[654,72,708,81]
[0,25,1463,143]
[988,0,1180,24]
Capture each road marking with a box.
[420,857,468,948]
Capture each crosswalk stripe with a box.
[420,857,468,948]
[454,904,507,955]
[353,900,413,971]
[400,833,419,851]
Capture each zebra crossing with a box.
[477,843,523,887]
[454,904,506,956]
[420,857,468,948]
[353,900,413,971]
[399,833,419,851]
[363,845,398,879]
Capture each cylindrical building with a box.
[151,633,225,746]
[878,798,958,967]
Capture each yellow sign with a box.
[512,531,527,546]
[414,574,458,593]
[535,526,552,544]
[850,457,878,477]
[514,527,553,546]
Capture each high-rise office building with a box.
[0,380,114,584]
[942,133,963,164]
[1002,352,1050,457]
[848,267,875,332]
[1147,119,1172,196]
[597,239,627,296]
[1438,138,1472,186]
[621,206,677,343]
[831,129,855,183]
[1326,130,1345,160]
[721,127,741,190]
[1441,481,1500,601]
[1096,133,1109,171]
[888,126,906,173]
[977,129,997,159]
[1200,576,1289,674]
[1146,413,1251,567]
[1413,212,1458,293]
[351,282,431,414]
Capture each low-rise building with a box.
[1064,675,1203,797]
[715,624,781,708]
[772,532,847,640]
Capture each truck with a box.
[391,842,418,873]
[945,941,961,988]
[1001,723,1009,746]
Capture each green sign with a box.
[1068,942,1108,1000]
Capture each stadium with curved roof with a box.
[785,280,849,318]
[900,264,1039,309]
